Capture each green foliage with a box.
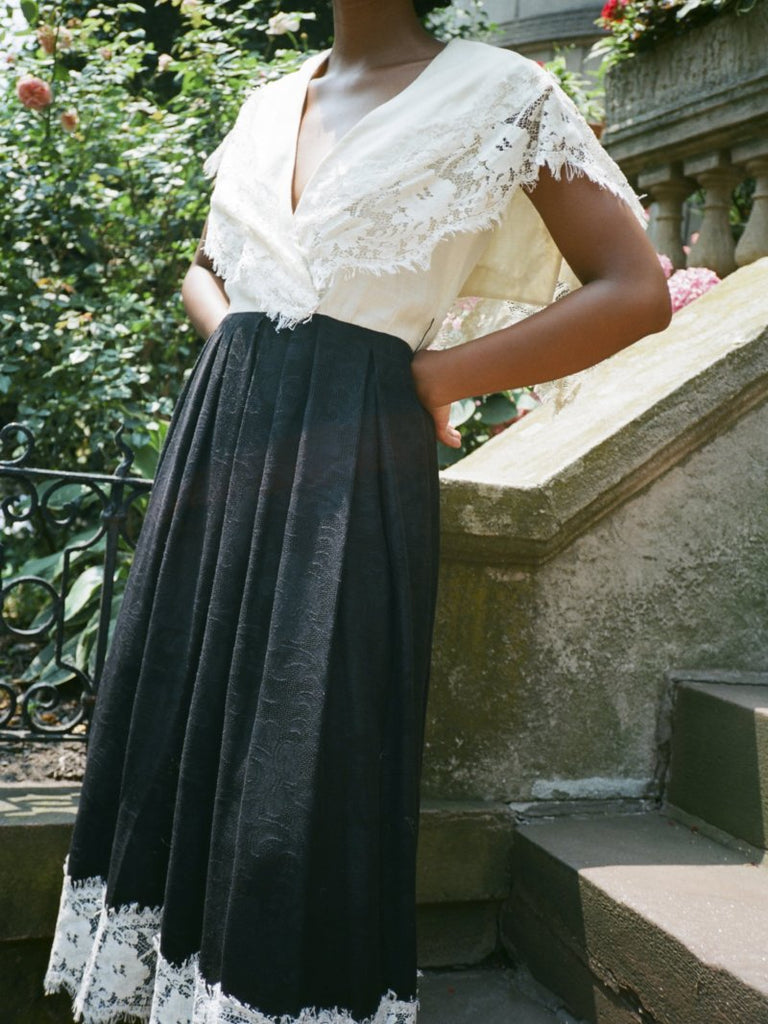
[2,1,491,479]
[541,52,605,125]
[424,0,495,40]
[1,1,308,475]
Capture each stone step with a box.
[502,812,768,1024]
[418,966,583,1024]
[666,680,768,849]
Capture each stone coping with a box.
[439,259,768,564]
[603,0,768,169]
[0,782,79,826]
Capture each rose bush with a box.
[1,0,306,478]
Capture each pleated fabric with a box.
[44,312,440,1024]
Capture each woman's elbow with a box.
[616,256,673,341]
[638,271,673,336]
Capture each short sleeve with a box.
[461,73,647,307]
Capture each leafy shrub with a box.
[1,0,307,478]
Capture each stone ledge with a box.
[603,0,768,172]
[0,782,80,825]
[439,260,768,565]
[497,8,603,49]
[0,784,517,947]
[417,801,516,903]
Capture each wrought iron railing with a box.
[0,423,152,742]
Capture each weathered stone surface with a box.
[418,967,567,1024]
[423,261,768,803]
[416,900,500,968]
[439,260,768,557]
[0,785,79,942]
[416,801,516,903]
[0,783,515,973]
[504,812,768,1024]
[0,939,74,1024]
[603,0,768,173]
[666,681,768,849]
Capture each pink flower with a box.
[60,108,79,132]
[37,24,72,54]
[657,253,674,279]
[157,53,173,72]
[667,267,720,312]
[16,74,53,110]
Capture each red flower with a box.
[16,74,53,110]
[601,0,629,21]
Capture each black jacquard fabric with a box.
[66,312,440,1020]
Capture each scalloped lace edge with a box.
[44,863,418,1024]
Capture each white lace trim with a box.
[202,51,644,332]
[45,864,418,1024]
[192,968,417,1024]
[299,79,644,292]
[44,859,104,998]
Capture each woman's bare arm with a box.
[412,169,673,447]
[181,216,230,340]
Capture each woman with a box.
[45,1,671,1022]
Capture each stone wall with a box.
[421,260,768,805]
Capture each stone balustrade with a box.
[602,0,768,276]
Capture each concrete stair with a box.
[666,680,768,849]
[503,675,768,1024]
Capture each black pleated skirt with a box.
[44,312,440,1024]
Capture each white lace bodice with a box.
[203,39,645,349]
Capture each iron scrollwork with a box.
[0,423,153,741]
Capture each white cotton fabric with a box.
[202,39,646,350]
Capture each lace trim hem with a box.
[44,863,418,1024]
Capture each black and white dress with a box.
[44,38,644,1024]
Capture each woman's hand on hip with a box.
[411,349,462,449]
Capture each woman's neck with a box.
[329,0,441,68]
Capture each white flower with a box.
[266,11,315,35]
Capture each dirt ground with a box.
[0,738,86,783]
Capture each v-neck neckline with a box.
[287,38,458,218]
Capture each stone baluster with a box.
[683,152,740,277]
[637,165,694,269]
[733,141,768,267]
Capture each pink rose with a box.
[37,24,72,54]
[60,108,79,132]
[16,75,53,110]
